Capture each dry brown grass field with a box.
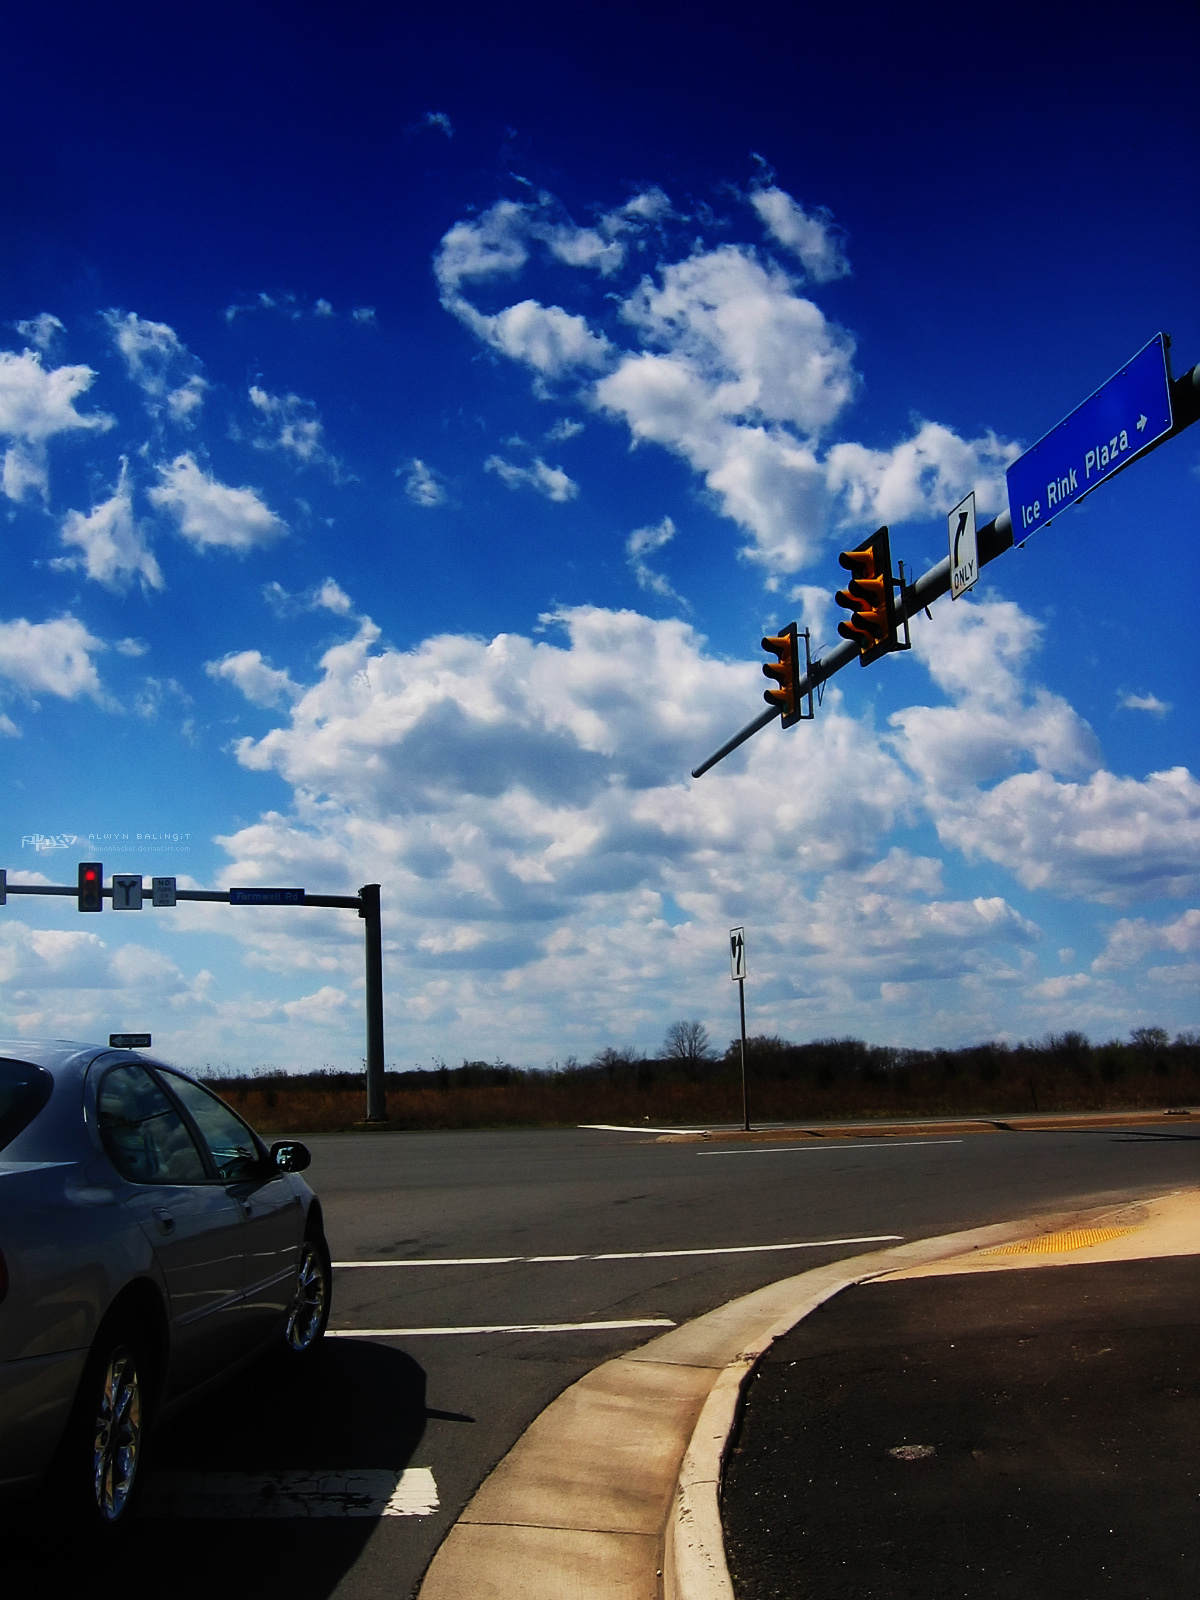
[207,1029,1200,1135]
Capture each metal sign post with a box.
[0,868,388,1122]
[730,926,749,1132]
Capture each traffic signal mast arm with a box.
[693,507,1014,777]
[693,355,1199,780]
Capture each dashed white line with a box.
[695,1139,964,1157]
[139,1467,439,1519]
[327,1318,676,1338]
[333,1233,901,1269]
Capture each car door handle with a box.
[152,1207,175,1235]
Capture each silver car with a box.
[0,1040,331,1530]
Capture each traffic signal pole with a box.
[0,872,389,1121]
[693,355,1199,780]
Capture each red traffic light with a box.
[78,861,103,913]
[835,526,897,666]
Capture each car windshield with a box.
[0,1058,53,1154]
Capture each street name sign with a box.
[110,1033,151,1048]
[230,886,305,905]
[112,874,143,910]
[730,926,747,981]
[1006,332,1173,538]
[948,491,978,599]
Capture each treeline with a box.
[203,1027,1200,1134]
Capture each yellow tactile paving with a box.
[981,1225,1138,1256]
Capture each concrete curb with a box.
[416,1197,1182,1600]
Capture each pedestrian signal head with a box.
[761,621,801,727]
[835,526,897,666]
[78,861,103,913]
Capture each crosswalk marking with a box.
[138,1467,439,1519]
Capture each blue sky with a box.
[2,1,1197,1072]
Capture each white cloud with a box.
[485,454,578,502]
[890,599,1200,905]
[627,515,684,603]
[1117,689,1170,716]
[282,985,349,1023]
[262,577,354,618]
[149,454,287,552]
[0,348,113,501]
[56,459,164,592]
[115,637,149,657]
[456,297,612,378]
[437,189,1021,582]
[749,186,850,282]
[0,615,105,701]
[0,713,20,737]
[206,650,304,709]
[546,417,584,441]
[1092,909,1200,972]
[404,458,447,507]
[15,313,65,352]
[104,310,208,424]
[421,111,453,138]
[351,307,376,325]
[248,386,335,468]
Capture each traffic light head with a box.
[761,621,801,727]
[78,861,103,913]
[835,526,896,665]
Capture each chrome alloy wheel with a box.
[92,1346,142,1523]
[285,1238,329,1352]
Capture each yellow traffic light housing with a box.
[761,621,809,727]
[835,525,905,666]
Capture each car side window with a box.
[97,1063,208,1184]
[160,1072,263,1182]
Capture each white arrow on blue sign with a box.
[1006,332,1173,539]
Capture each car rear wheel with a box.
[283,1231,331,1355]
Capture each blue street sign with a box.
[229,886,305,905]
[1006,333,1173,539]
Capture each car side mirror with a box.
[270,1140,311,1173]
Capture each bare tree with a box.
[661,1020,713,1062]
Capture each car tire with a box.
[282,1229,332,1357]
[61,1317,151,1534]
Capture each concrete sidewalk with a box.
[415,1191,1199,1599]
[722,1190,1200,1599]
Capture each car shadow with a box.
[6,1340,429,1600]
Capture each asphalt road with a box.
[8,1120,1199,1598]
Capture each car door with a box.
[157,1071,303,1346]
[94,1062,247,1398]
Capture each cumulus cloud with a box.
[56,459,164,592]
[1117,689,1170,716]
[421,111,453,138]
[149,454,286,552]
[485,454,578,501]
[891,598,1199,905]
[403,458,448,507]
[262,577,354,618]
[1092,909,1200,972]
[0,348,113,501]
[104,310,208,424]
[206,650,305,709]
[0,615,105,701]
[437,183,1021,582]
[248,385,336,468]
[15,313,65,352]
[749,186,850,282]
[626,515,685,603]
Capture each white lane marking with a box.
[327,1318,676,1338]
[334,1234,900,1269]
[592,1234,901,1259]
[696,1139,964,1157]
[580,1123,710,1134]
[139,1467,439,1519]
